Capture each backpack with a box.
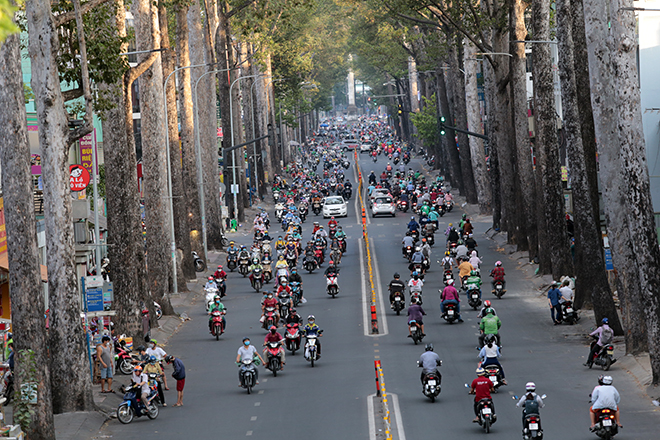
[524,397,540,415]
[601,327,614,345]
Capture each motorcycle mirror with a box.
[541,394,547,399]
[512,395,519,400]
[464,383,470,388]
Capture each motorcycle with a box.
[275,203,285,222]
[290,281,302,307]
[393,156,400,165]
[251,268,264,292]
[444,200,454,212]
[419,365,442,402]
[210,309,226,340]
[404,245,413,261]
[330,247,342,265]
[409,320,424,345]
[279,293,291,322]
[467,287,482,310]
[587,337,616,371]
[0,363,13,405]
[398,200,409,212]
[476,397,497,433]
[204,286,219,310]
[443,270,453,285]
[343,187,352,200]
[154,301,162,320]
[314,246,325,266]
[591,407,618,439]
[238,256,250,277]
[483,364,505,391]
[116,383,159,424]
[262,260,273,284]
[423,231,435,246]
[442,301,459,324]
[338,237,347,253]
[328,224,337,239]
[192,251,206,272]
[411,229,420,243]
[114,339,137,375]
[312,201,322,216]
[513,393,547,440]
[492,280,506,299]
[285,323,302,355]
[326,275,339,298]
[304,330,323,367]
[276,268,289,285]
[264,341,283,376]
[286,250,297,269]
[262,306,278,330]
[238,359,258,394]
[227,251,238,271]
[561,300,579,325]
[304,255,318,273]
[391,290,405,315]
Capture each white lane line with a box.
[258,390,264,394]
[359,238,370,336]
[254,402,261,406]
[369,237,389,336]
[250,416,257,421]
[246,431,253,436]
[390,393,407,440]
[367,394,377,440]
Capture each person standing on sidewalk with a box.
[166,355,185,407]
[547,281,565,325]
[96,336,114,393]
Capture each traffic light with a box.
[439,116,446,136]
[398,104,402,115]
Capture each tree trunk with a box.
[610,0,660,380]
[509,0,536,255]
[160,2,195,284]
[447,42,477,204]
[464,40,492,214]
[135,0,171,314]
[436,70,463,192]
[532,0,573,278]
[556,0,613,320]
[582,0,635,339]
[26,0,94,413]
[253,54,270,197]
[0,30,56,439]
[101,0,151,341]
[199,0,225,250]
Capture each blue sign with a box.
[86,287,104,312]
[604,248,614,271]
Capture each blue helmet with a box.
[602,317,609,324]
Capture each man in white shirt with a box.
[131,365,150,408]
[146,339,169,390]
[559,279,574,303]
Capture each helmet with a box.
[291,267,297,273]
[208,276,213,281]
[425,343,434,352]
[526,382,536,392]
[470,270,477,276]
[495,261,502,267]
[462,214,467,220]
[484,334,496,345]
[136,345,146,352]
[241,245,246,249]
[149,355,157,364]
[307,315,315,322]
[448,223,453,227]
[476,367,485,376]
[134,365,143,374]
[393,272,400,279]
[214,295,221,301]
[411,216,415,220]
[485,308,494,315]
[278,255,284,260]
[331,216,335,220]
[484,300,491,308]
[230,241,235,245]
[412,271,418,277]
[602,317,609,324]
[447,279,454,285]
[253,258,259,264]
[445,251,450,256]
[602,376,613,385]
[290,308,296,314]
[217,265,223,269]
[269,325,277,332]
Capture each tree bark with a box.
[464,40,492,214]
[436,70,463,191]
[26,0,94,413]
[0,30,56,440]
[582,0,634,339]
[532,0,573,278]
[556,0,613,320]
[610,0,660,378]
[509,0,536,255]
[134,0,171,312]
[160,2,195,284]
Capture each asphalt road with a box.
[101,151,660,440]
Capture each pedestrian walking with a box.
[547,281,565,325]
[166,355,185,407]
[96,335,114,393]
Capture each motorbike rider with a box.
[469,250,482,271]
[368,171,377,185]
[465,234,478,252]
[407,297,426,337]
[288,267,306,303]
[324,260,340,277]
[478,334,507,384]
[275,254,289,271]
[466,270,483,298]
[402,232,415,256]
[590,375,622,429]
[440,280,464,322]
[275,235,286,250]
[584,318,614,368]
[238,245,251,260]
[130,365,150,409]
[418,343,442,385]
[455,241,469,260]
[303,315,323,357]
[420,238,432,261]
[469,367,495,423]
[463,218,474,235]
[328,216,338,230]
[207,295,226,333]
[409,247,425,275]
[261,292,280,325]
[236,337,265,387]
[479,308,501,347]
[248,258,264,287]
[227,241,239,256]
[263,326,286,370]
[335,225,347,241]
[490,261,506,292]
[408,271,424,297]
[407,216,420,233]
[214,265,227,281]
[516,382,544,426]
[477,300,497,318]
[388,272,406,305]
[314,225,329,241]
[427,208,439,230]
[441,251,455,270]
[144,356,166,406]
[204,276,218,291]
[446,226,460,244]
[286,308,303,325]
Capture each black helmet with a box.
[393,272,400,279]
[425,343,434,352]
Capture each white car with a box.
[371,196,396,217]
[360,144,372,154]
[369,188,391,208]
[323,196,348,218]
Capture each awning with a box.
[0,253,48,282]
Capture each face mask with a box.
[244,341,250,346]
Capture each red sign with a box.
[70,164,91,191]
[217,127,223,138]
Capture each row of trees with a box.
[342,0,660,386]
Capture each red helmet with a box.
[217,265,223,269]
[329,260,334,265]
[269,325,277,331]
[208,276,213,281]
[331,216,335,220]
[484,300,492,308]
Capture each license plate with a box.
[566,308,573,313]
[607,350,614,355]
[529,423,538,430]
[410,326,417,331]
[395,297,401,301]
[603,419,612,426]
[496,285,502,290]
[482,408,491,415]
[427,380,436,385]
[489,376,497,384]
[472,294,479,299]
[448,310,454,315]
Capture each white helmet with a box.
[602,376,613,385]
[525,382,536,392]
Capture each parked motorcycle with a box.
[116,383,159,424]
[561,300,579,325]
[0,363,13,405]
[192,251,206,272]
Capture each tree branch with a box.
[125,50,160,88]
[54,0,112,28]
[62,87,84,102]
[226,0,257,19]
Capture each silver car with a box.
[371,196,396,217]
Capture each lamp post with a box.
[193,66,236,259]
[163,61,217,295]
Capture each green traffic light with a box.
[440,116,446,123]
[440,129,446,136]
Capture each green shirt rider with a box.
[207,296,226,332]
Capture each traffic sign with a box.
[231,184,239,194]
[70,164,91,191]
[86,287,104,312]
